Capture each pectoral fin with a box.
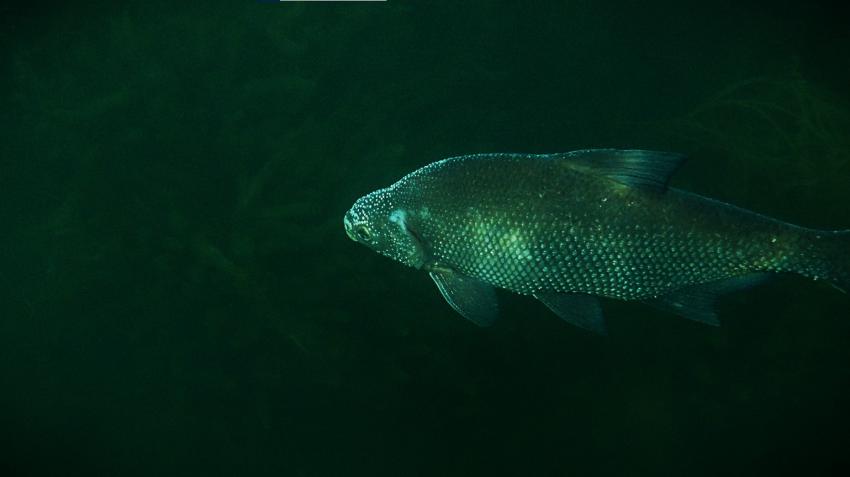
[429,269,498,327]
[644,273,772,325]
[533,292,607,335]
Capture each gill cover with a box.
[388,209,429,270]
[390,208,500,326]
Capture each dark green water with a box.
[1,1,849,475]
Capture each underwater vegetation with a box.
[652,70,850,224]
[1,2,848,475]
[3,1,849,405]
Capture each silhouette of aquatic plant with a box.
[682,74,845,158]
[651,70,850,223]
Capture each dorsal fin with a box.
[557,149,686,192]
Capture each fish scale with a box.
[344,149,850,333]
[402,154,777,298]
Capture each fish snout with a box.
[344,209,357,241]
[344,205,377,245]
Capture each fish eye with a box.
[354,225,372,241]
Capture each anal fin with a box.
[644,273,772,326]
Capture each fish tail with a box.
[794,229,850,293]
[828,230,850,293]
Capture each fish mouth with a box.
[345,227,357,242]
[343,210,357,241]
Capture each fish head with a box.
[344,187,427,269]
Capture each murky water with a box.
[1,1,848,475]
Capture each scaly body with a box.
[345,150,849,333]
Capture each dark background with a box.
[1,1,849,475]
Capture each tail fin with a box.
[827,230,850,293]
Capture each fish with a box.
[344,149,849,334]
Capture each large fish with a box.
[344,150,849,333]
